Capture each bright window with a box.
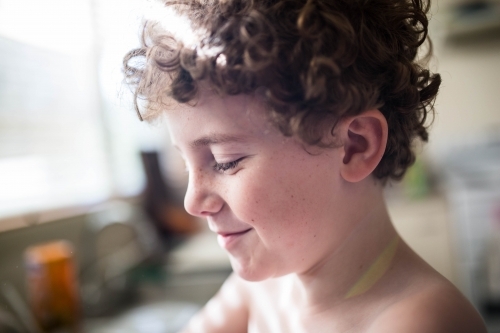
[0,0,153,222]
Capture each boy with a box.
[124,0,487,331]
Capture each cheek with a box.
[230,158,336,246]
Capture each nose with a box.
[184,169,223,217]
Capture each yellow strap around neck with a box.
[345,236,399,299]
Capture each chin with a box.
[230,256,291,282]
[229,257,272,282]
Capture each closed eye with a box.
[213,157,245,173]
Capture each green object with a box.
[403,158,429,199]
[130,263,166,284]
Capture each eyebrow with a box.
[190,133,249,148]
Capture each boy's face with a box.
[167,93,354,281]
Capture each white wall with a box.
[427,0,500,157]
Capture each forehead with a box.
[165,93,277,147]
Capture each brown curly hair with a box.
[123,0,441,181]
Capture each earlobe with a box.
[340,110,388,183]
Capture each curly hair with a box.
[123,0,441,181]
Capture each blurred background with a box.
[0,0,499,332]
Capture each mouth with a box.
[217,228,253,249]
[218,228,252,237]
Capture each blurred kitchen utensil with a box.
[79,201,162,317]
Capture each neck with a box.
[292,179,399,314]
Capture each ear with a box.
[339,110,388,183]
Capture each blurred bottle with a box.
[141,151,199,240]
[24,241,81,333]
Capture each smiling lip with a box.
[217,228,252,249]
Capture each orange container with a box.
[25,241,81,332]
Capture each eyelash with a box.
[213,157,245,172]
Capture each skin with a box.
[166,92,487,332]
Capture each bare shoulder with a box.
[180,273,249,333]
[368,280,487,333]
